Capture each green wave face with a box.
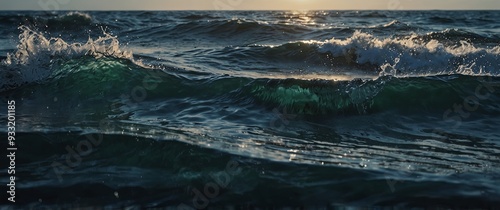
[250,76,500,115]
[49,57,144,96]
[4,55,500,119]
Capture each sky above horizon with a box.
[0,0,499,10]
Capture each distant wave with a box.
[0,12,94,31]
[179,14,222,20]
[369,20,421,31]
[207,30,499,75]
[417,28,499,44]
[319,31,500,75]
[170,19,312,37]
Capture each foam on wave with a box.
[316,30,500,76]
[0,25,136,91]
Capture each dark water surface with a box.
[0,11,499,208]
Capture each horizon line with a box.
[0,9,499,11]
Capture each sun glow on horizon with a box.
[0,0,498,10]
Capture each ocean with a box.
[0,10,499,208]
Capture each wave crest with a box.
[318,31,500,76]
[1,25,135,92]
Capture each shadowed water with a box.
[0,11,499,208]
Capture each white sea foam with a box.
[317,31,500,77]
[1,26,136,91]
